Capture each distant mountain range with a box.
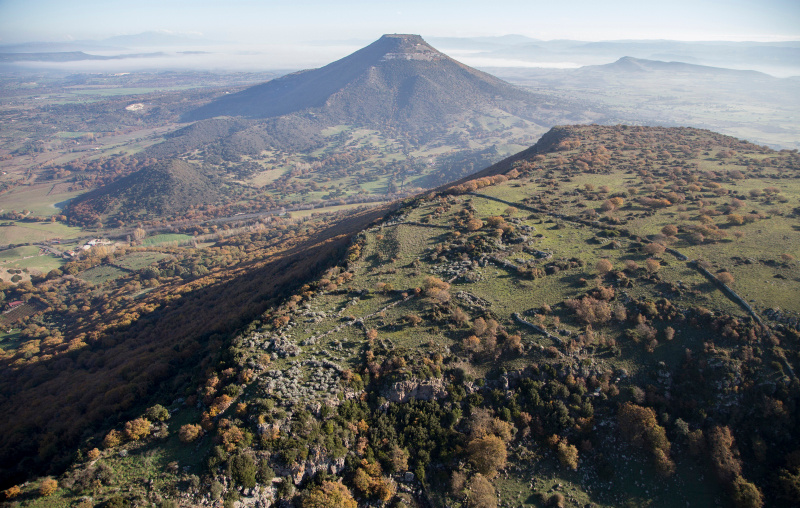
[2,32,796,77]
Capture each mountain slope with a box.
[182,34,576,131]
[5,125,800,507]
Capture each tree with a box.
[617,403,674,476]
[708,426,742,483]
[228,452,257,489]
[390,445,409,473]
[467,434,507,478]
[466,218,484,231]
[556,440,579,470]
[466,474,497,508]
[303,481,358,508]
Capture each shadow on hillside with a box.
[0,205,392,488]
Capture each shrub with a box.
[646,258,661,273]
[103,429,122,448]
[124,418,151,441]
[179,424,204,443]
[717,272,735,285]
[2,485,20,500]
[145,404,170,422]
[596,259,613,274]
[39,478,58,497]
[643,242,666,256]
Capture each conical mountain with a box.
[183,34,553,131]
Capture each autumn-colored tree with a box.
[617,402,674,476]
[39,478,58,497]
[87,448,101,461]
[467,434,507,478]
[103,429,122,449]
[463,335,482,352]
[2,485,20,500]
[466,218,484,231]
[179,424,204,443]
[124,418,151,441]
[390,445,409,473]
[303,481,358,508]
[353,460,395,501]
[708,425,742,483]
[556,440,579,470]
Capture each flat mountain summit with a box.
[183,34,567,131]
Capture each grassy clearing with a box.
[142,234,193,246]
[77,265,127,285]
[115,251,172,271]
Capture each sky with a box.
[0,0,798,44]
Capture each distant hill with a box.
[586,56,770,77]
[0,51,165,62]
[66,159,231,225]
[183,34,580,132]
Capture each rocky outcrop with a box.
[382,378,447,403]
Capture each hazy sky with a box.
[1,0,798,44]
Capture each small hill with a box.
[66,159,230,225]
[183,34,574,132]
